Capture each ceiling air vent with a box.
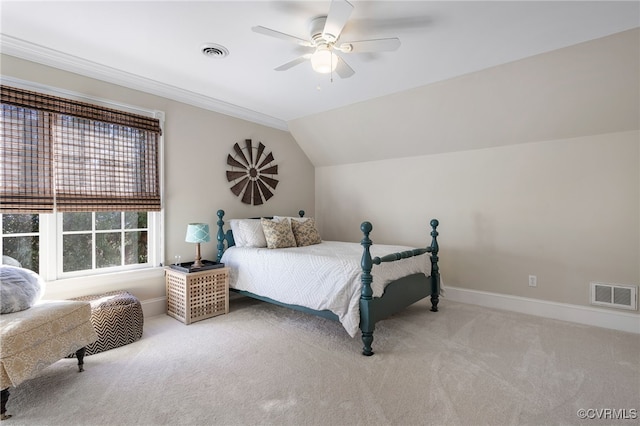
[590,282,637,310]
[201,43,229,58]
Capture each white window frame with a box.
[1,76,165,283]
[45,211,162,280]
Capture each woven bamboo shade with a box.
[0,105,54,212]
[0,85,161,213]
[1,86,161,133]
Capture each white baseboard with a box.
[141,297,166,318]
[140,290,639,334]
[443,286,640,334]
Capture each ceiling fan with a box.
[252,0,401,78]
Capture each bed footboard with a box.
[359,219,440,356]
[215,209,441,356]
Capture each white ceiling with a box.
[1,1,638,130]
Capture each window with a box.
[1,213,39,272]
[1,211,160,278]
[61,212,149,272]
[0,82,163,279]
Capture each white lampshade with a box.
[310,46,338,74]
[185,223,210,243]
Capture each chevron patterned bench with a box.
[69,291,143,356]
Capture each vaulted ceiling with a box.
[1,1,638,133]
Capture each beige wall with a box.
[304,28,640,315]
[289,28,639,166]
[1,27,638,320]
[315,131,639,309]
[0,55,315,305]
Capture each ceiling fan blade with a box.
[274,55,311,71]
[339,37,401,53]
[322,0,354,42]
[252,26,313,47]
[334,56,355,79]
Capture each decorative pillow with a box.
[291,217,322,247]
[261,218,296,249]
[2,255,22,267]
[229,219,267,248]
[0,265,45,314]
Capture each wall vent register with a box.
[590,282,637,311]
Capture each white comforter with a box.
[220,241,431,337]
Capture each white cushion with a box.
[2,255,21,267]
[229,220,245,246]
[0,265,45,314]
[229,219,267,248]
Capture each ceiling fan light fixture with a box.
[253,0,398,79]
[310,45,338,74]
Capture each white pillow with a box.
[229,219,267,248]
[273,215,308,224]
[229,219,245,246]
[1,265,45,314]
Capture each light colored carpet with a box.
[4,297,639,425]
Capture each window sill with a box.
[44,266,165,300]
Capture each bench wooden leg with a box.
[1,388,10,420]
[76,347,86,372]
[0,349,86,420]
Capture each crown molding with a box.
[0,34,289,131]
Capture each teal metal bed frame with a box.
[215,209,440,356]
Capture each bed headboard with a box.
[215,209,305,262]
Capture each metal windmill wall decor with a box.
[226,139,279,205]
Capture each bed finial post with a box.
[360,222,374,301]
[360,221,375,356]
[429,219,440,312]
[298,210,305,218]
[216,210,225,263]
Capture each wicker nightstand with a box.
[165,267,229,324]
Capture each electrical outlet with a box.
[529,275,537,287]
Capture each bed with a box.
[215,210,440,355]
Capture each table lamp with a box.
[185,223,210,268]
